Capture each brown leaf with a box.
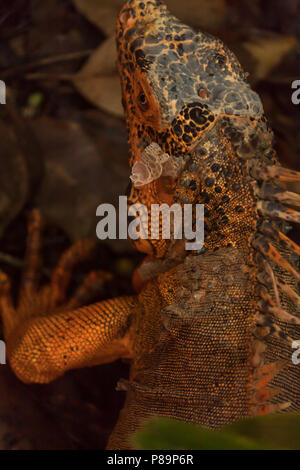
[73,0,226,37]
[73,0,124,36]
[168,0,226,30]
[243,35,297,83]
[73,37,123,117]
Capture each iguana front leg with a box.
[0,210,138,384]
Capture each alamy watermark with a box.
[96,196,204,251]
[0,80,6,104]
[0,340,6,365]
[292,80,300,105]
[292,340,300,365]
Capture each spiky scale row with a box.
[258,184,300,209]
[258,290,300,326]
[257,201,300,224]
[252,235,300,282]
[253,360,286,390]
[249,156,300,382]
[260,221,300,257]
[255,313,297,346]
[257,270,300,310]
[251,386,281,404]
[248,161,300,183]
[250,360,289,415]
[252,401,291,416]
[276,278,300,309]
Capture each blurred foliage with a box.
[133,414,300,450]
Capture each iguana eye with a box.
[138,91,149,110]
[133,73,161,125]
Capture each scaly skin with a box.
[1,0,300,450]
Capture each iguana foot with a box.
[0,209,111,352]
[0,209,137,384]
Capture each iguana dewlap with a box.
[1,0,300,450]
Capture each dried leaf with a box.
[73,0,123,36]
[169,0,226,30]
[243,35,297,82]
[73,37,123,117]
[73,0,226,36]
[73,0,226,37]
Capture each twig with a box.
[2,49,93,79]
[0,252,51,277]
[25,72,73,81]
[0,252,23,269]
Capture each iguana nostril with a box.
[198,88,210,100]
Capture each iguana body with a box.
[1,0,300,450]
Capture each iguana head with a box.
[116,0,272,257]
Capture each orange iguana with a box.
[1,0,300,450]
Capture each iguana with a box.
[1,0,300,450]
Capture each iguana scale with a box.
[1,0,300,450]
